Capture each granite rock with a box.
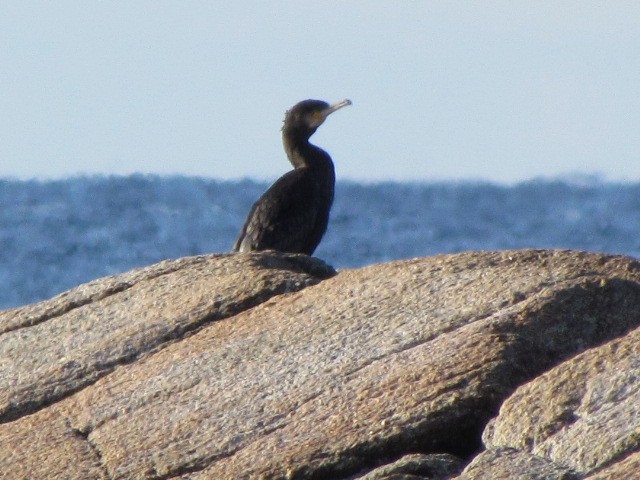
[1,249,639,479]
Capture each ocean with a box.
[1,175,639,310]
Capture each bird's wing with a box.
[233,169,322,254]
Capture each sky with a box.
[1,2,639,184]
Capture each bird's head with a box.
[283,99,352,137]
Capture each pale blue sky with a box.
[1,2,639,183]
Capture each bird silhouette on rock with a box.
[233,98,351,255]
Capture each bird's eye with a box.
[310,111,324,125]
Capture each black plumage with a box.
[233,99,351,255]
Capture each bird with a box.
[233,98,352,255]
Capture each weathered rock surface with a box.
[352,453,464,479]
[0,253,334,423]
[454,448,579,480]
[1,249,639,479]
[478,317,640,479]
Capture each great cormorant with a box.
[233,98,351,255]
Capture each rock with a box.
[0,252,335,423]
[583,451,640,479]
[454,448,579,479]
[1,249,639,479]
[352,453,464,479]
[481,321,640,476]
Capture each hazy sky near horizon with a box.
[1,2,639,183]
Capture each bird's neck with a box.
[282,130,335,175]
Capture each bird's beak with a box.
[326,99,352,116]
[309,99,352,128]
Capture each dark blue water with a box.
[1,175,639,309]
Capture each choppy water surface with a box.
[1,175,638,309]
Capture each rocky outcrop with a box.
[354,453,464,479]
[1,249,639,479]
[474,318,640,479]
